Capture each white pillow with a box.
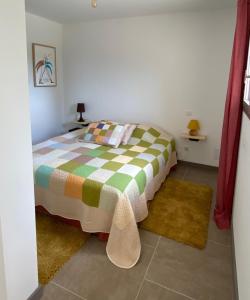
[122,124,136,145]
[81,121,126,148]
[99,120,136,146]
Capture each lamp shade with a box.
[77,103,85,113]
[187,119,200,130]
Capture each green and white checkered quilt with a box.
[33,124,176,210]
[33,124,176,268]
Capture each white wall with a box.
[0,221,6,300]
[233,112,250,300]
[63,8,235,166]
[0,1,38,299]
[26,13,64,144]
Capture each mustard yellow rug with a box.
[141,178,213,249]
[36,213,89,285]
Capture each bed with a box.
[33,124,177,268]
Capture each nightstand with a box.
[67,120,91,132]
[72,120,90,127]
[181,133,207,142]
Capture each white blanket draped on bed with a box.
[33,125,177,268]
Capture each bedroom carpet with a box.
[36,213,89,285]
[141,177,213,249]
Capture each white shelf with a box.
[72,120,91,126]
[181,133,207,141]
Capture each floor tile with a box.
[183,165,232,247]
[53,236,154,300]
[208,220,232,247]
[184,165,218,189]
[146,237,234,300]
[210,193,216,220]
[40,282,83,300]
[139,229,159,248]
[137,280,190,300]
[169,162,187,179]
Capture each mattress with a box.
[33,124,177,268]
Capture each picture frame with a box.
[32,43,57,87]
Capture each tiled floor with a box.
[39,162,235,300]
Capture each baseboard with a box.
[231,226,239,300]
[27,285,43,300]
[178,160,218,171]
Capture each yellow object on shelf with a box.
[187,119,200,136]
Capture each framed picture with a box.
[32,43,57,87]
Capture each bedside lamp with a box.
[77,103,85,122]
[188,119,200,136]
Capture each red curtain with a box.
[214,0,250,229]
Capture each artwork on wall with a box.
[32,43,57,87]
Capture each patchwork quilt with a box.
[81,121,126,147]
[33,124,177,268]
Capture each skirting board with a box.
[231,225,239,300]
[177,160,218,171]
[27,285,43,300]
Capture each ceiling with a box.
[25,0,236,24]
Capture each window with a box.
[244,78,250,106]
[244,48,250,105]
[243,40,250,118]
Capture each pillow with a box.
[122,124,136,145]
[100,120,136,145]
[82,121,126,148]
